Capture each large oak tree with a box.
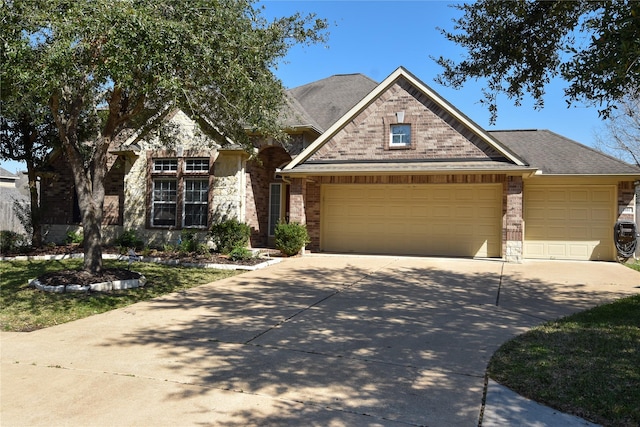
[1,0,327,273]
[435,0,640,122]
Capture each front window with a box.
[154,159,178,172]
[152,179,177,227]
[390,124,411,148]
[268,183,282,236]
[151,157,210,228]
[184,179,208,227]
[185,159,209,172]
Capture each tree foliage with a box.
[1,0,327,273]
[595,94,640,167]
[435,0,640,122]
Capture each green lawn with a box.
[0,259,239,332]
[625,259,640,272]
[488,293,640,426]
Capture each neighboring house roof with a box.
[286,73,378,132]
[284,67,527,172]
[491,129,640,175]
[0,166,18,181]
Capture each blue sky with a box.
[262,0,602,137]
[0,0,605,174]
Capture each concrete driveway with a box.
[1,256,639,426]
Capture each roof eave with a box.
[279,166,538,178]
[531,172,640,178]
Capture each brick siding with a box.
[308,78,504,163]
[245,145,292,247]
[617,181,637,222]
[40,152,124,226]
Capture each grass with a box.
[488,294,640,427]
[625,259,640,272]
[0,259,239,332]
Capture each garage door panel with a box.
[524,185,615,260]
[548,191,566,202]
[322,184,501,257]
[568,244,590,258]
[569,190,589,202]
[591,208,612,221]
[432,205,451,218]
[592,190,613,202]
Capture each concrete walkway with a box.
[1,256,638,426]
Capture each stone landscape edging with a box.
[29,275,147,293]
[13,253,281,293]
[1,253,282,271]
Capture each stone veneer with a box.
[40,110,247,247]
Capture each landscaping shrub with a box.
[65,230,83,245]
[275,222,309,256]
[115,229,144,250]
[228,246,253,261]
[179,229,200,253]
[0,230,26,254]
[209,219,250,254]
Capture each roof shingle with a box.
[490,129,640,175]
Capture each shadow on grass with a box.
[0,259,237,331]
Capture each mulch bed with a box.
[36,268,142,286]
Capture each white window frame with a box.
[268,183,283,237]
[153,159,178,172]
[185,158,209,172]
[183,179,209,228]
[151,178,177,227]
[389,124,411,148]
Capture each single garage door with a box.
[524,185,615,260]
[321,184,502,257]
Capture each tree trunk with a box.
[83,217,103,273]
[61,137,106,275]
[26,164,42,248]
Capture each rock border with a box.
[29,274,147,293]
[2,253,282,271]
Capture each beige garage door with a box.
[321,184,502,257]
[524,186,615,260]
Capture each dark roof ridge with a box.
[490,129,538,132]
[286,72,377,91]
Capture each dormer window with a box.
[390,124,411,148]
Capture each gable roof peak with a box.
[285,66,527,170]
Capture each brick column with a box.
[505,176,523,263]
[289,178,306,224]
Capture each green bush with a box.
[0,230,26,254]
[115,229,144,250]
[275,222,310,256]
[228,246,253,261]
[209,219,251,254]
[179,229,200,253]
[65,230,83,245]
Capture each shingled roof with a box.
[286,73,378,131]
[491,129,640,175]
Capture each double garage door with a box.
[321,183,617,261]
[524,186,615,260]
[321,184,502,257]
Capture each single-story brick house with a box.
[39,67,640,262]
